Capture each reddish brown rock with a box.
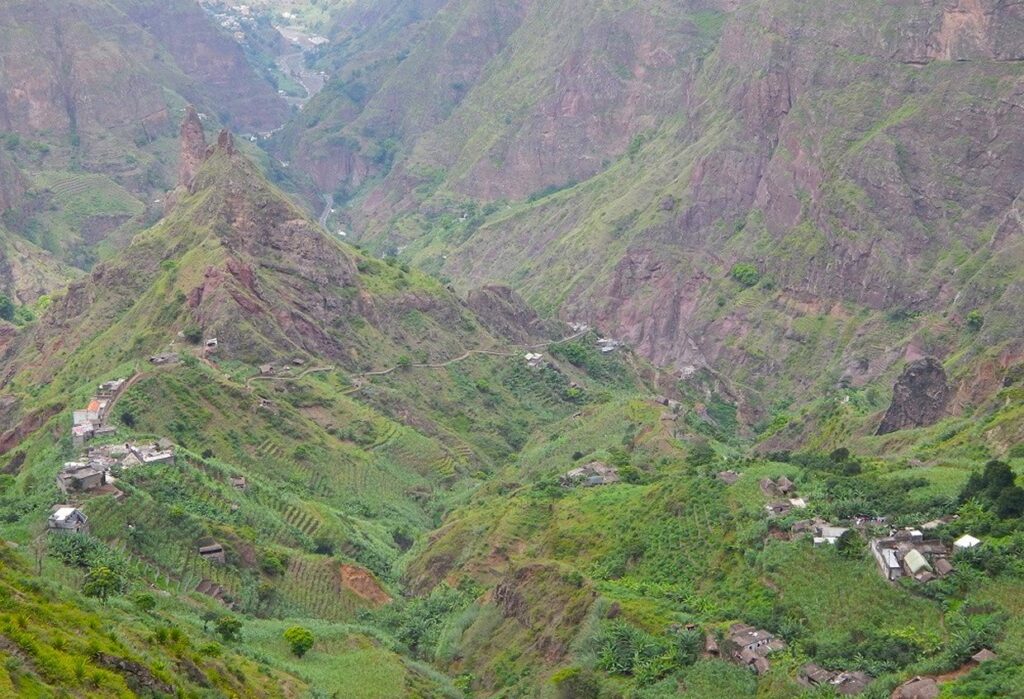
[876,358,951,435]
[178,105,207,188]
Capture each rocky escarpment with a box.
[466,285,557,344]
[876,358,952,435]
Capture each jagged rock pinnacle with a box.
[216,129,235,155]
[179,105,207,188]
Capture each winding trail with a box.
[242,329,591,394]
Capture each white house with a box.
[954,534,981,550]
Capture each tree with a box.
[982,460,1015,500]
[995,486,1024,519]
[182,324,203,344]
[730,263,761,287]
[132,592,157,614]
[283,625,315,658]
[836,529,865,559]
[120,410,136,428]
[966,310,984,331]
[214,615,243,642]
[200,609,219,632]
[0,294,13,322]
[83,566,120,604]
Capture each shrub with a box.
[182,324,202,344]
[214,615,242,642]
[132,592,156,614]
[283,626,315,658]
[0,294,14,322]
[966,310,984,331]
[730,263,760,287]
[551,667,600,698]
[82,566,122,604]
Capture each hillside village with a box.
[41,335,1008,697]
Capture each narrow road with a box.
[318,193,333,230]
[239,330,591,396]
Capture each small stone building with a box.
[48,507,89,534]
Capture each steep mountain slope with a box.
[281,0,1024,445]
[0,153,76,306]
[0,125,660,696]
[0,0,289,273]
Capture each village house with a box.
[725,623,785,675]
[198,543,226,564]
[71,423,94,448]
[56,461,107,494]
[47,507,89,534]
[205,338,219,350]
[96,378,127,399]
[893,676,939,699]
[524,352,545,368]
[765,501,793,517]
[259,364,275,376]
[149,353,179,365]
[717,470,741,485]
[760,476,796,498]
[229,475,248,490]
[127,441,175,466]
[561,461,620,487]
[799,664,872,695]
[813,524,850,546]
[970,648,996,665]
[954,534,981,550]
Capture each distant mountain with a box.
[0,0,289,273]
[280,0,1024,446]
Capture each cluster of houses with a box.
[70,378,127,446]
[561,461,620,487]
[48,439,176,534]
[871,528,980,583]
[761,476,808,516]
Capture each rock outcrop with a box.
[466,285,554,343]
[178,106,207,188]
[876,358,951,435]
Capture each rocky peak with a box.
[876,357,951,435]
[178,105,207,188]
[214,129,235,156]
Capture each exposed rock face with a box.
[289,0,1024,426]
[0,152,25,213]
[178,106,207,188]
[94,653,175,695]
[876,358,951,435]
[466,285,553,343]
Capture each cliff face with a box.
[876,358,952,435]
[282,0,1024,423]
[112,0,289,133]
